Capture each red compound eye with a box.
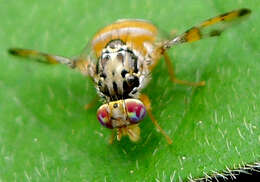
[97,105,113,129]
[125,99,146,123]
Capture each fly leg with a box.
[109,130,116,144]
[84,96,99,110]
[139,94,172,144]
[163,51,205,86]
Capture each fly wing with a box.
[8,48,74,66]
[75,39,97,76]
[162,8,251,50]
[8,47,92,75]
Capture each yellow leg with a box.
[116,128,123,142]
[163,52,205,86]
[139,94,173,144]
[114,125,141,143]
[84,96,99,110]
[109,130,115,144]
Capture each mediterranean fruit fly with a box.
[9,8,251,144]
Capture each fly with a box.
[8,8,251,144]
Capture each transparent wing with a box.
[77,39,97,62]
[162,8,251,50]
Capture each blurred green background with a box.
[0,0,259,181]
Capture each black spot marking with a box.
[98,80,102,87]
[123,81,129,91]
[123,81,132,98]
[219,12,229,18]
[133,57,138,73]
[121,70,128,78]
[210,30,222,37]
[122,76,139,99]
[113,103,118,108]
[8,48,19,55]
[126,48,134,54]
[128,76,139,88]
[112,71,115,76]
[131,90,137,95]
[113,82,118,94]
[238,8,251,17]
[100,73,107,79]
[102,84,110,97]
[96,62,100,74]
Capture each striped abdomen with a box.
[91,19,159,58]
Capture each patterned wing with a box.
[8,47,91,75]
[163,8,251,50]
[8,48,73,66]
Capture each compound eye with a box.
[125,99,146,123]
[97,105,113,129]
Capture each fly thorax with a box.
[96,40,147,101]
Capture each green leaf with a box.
[0,0,259,181]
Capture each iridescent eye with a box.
[125,99,146,123]
[97,105,113,129]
